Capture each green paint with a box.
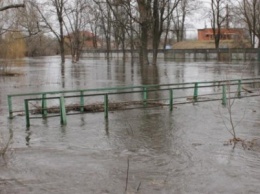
[193,82,198,101]
[8,95,13,119]
[143,87,147,106]
[237,80,241,98]
[169,89,173,111]
[25,99,30,127]
[104,94,108,119]
[60,96,67,125]
[222,85,227,106]
[42,94,47,118]
[6,77,260,127]
[80,90,84,112]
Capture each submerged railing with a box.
[7,78,260,127]
[82,48,260,61]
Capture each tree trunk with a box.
[152,0,159,65]
[59,38,65,63]
[139,24,149,65]
[137,0,151,65]
[57,0,65,63]
[58,10,65,63]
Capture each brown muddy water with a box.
[0,56,260,194]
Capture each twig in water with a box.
[123,111,134,135]
[136,181,141,192]
[125,157,130,193]
[0,129,13,159]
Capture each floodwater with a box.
[1,56,260,194]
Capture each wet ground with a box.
[0,56,260,194]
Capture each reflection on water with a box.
[25,129,31,147]
[61,63,65,88]
[0,56,260,193]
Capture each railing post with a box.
[222,85,227,106]
[237,80,241,98]
[143,87,147,106]
[80,90,84,113]
[8,95,13,119]
[24,99,30,127]
[59,96,67,125]
[169,89,173,111]
[104,94,108,119]
[42,94,47,118]
[193,82,198,102]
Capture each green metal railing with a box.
[7,77,260,127]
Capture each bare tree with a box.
[106,0,137,60]
[0,1,57,58]
[169,0,200,43]
[209,0,227,49]
[0,1,24,157]
[92,0,182,65]
[0,0,25,63]
[93,0,113,59]
[151,0,180,65]
[31,0,67,63]
[129,0,180,65]
[87,3,101,49]
[135,0,152,65]
[63,0,89,62]
[172,1,186,43]
[236,0,260,48]
[0,0,25,35]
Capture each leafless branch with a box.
[0,4,25,12]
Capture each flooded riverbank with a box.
[1,56,260,193]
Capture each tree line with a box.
[0,0,260,65]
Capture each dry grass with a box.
[173,40,251,49]
[30,101,165,115]
[0,71,22,76]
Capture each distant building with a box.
[198,28,246,41]
[64,30,101,50]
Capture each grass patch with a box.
[0,71,23,77]
[29,101,165,115]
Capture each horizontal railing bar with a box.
[8,77,260,98]
[11,77,260,126]
[26,89,254,114]
[24,92,260,122]
[23,84,248,102]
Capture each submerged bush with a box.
[0,129,13,159]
